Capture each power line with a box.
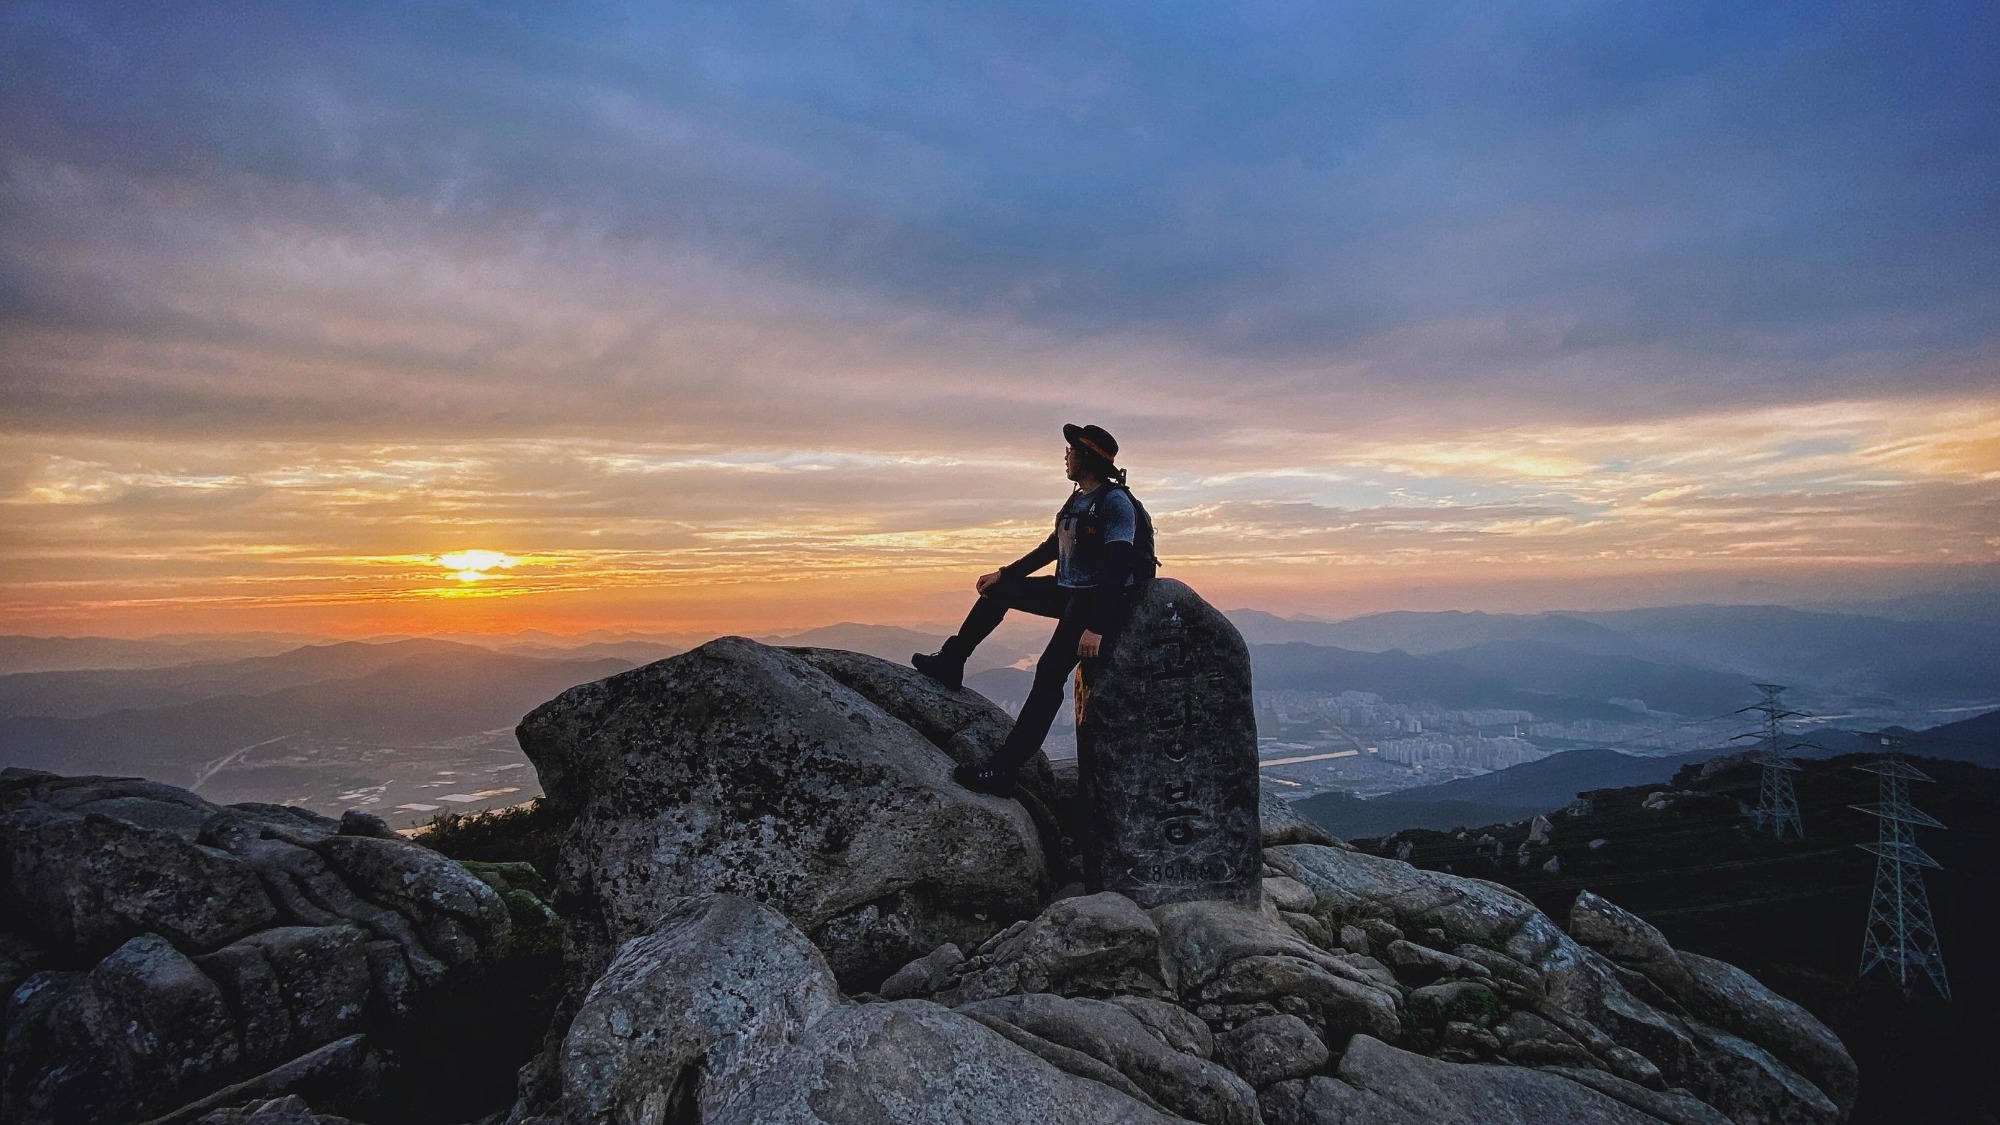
[1855,732,1951,1001]
[1640,882,1872,919]
[1736,684,1805,839]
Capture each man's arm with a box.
[1000,532,1059,580]
[976,531,1058,594]
[1083,491,1138,639]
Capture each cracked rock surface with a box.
[0,770,512,1125]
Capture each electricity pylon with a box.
[1854,733,1950,1001]
[1735,683,1804,838]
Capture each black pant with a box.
[950,576,1118,771]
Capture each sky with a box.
[1,0,1996,637]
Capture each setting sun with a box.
[436,550,517,583]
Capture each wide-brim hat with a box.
[1063,423,1119,464]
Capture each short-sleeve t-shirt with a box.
[1055,485,1137,589]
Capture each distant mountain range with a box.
[0,638,513,720]
[1891,708,2000,768]
[1370,747,1711,809]
[1290,710,1999,842]
[4,596,1994,811]
[0,633,313,675]
[1228,608,1650,658]
[1577,604,2000,699]
[0,644,631,782]
[1246,640,1752,720]
[1289,746,1723,844]
[766,623,948,661]
[1227,603,2000,705]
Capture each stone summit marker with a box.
[1076,578,1261,907]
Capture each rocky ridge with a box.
[496,608,1853,1124]
[1,591,1857,1123]
[0,771,543,1124]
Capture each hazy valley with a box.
[3,600,1994,831]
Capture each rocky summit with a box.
[515,637,1057,990]
[1,600,1859,1124]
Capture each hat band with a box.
[1074,436,1116,463]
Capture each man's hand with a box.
[1078,629,1103,659]
[975,570,1004,595]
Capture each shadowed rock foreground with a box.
[1,597,1856,1123]
[0,772,539,1124]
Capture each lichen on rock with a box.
[516,637,1052,989]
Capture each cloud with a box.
[4,1,1997,432]
[2,394,1991,632]
[1,1,1996,631]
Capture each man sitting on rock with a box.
[913,423,1149,795]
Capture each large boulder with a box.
[1261,1075,1423,1125]
[785,647,1065,822]
[1107,994,1215,1059]
[1677,951,1857,1116]
[1152,899,1401,1042]
[1270,843,1849,1124]
[554,895,842,1123]
[955,992,1260,1125]
[1332,1034,1667,1123]
[1076,579,1261,907]
[785,647,1073,875]
[2,799,276,955]
[517,638,1051,987]
[1214,1014,1328,1089]
[1569,890,1692,997]
[4,934,241,1123]
[1571,890,1855,1117]
[709,1000,1179,1125]
[935,891,1164,1004]
[0,770,514,1125]
[194,926,374,1072]
[1676,1022,1841,1125]
[525,892,1180,1125]
[314,837,511,968]
[1266,843,1556,961]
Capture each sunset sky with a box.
[3,1,1996,637]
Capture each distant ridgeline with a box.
[3,597,1997,822]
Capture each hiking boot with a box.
[953,761,1016,796]
[911,649,965,690]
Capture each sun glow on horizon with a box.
[3,395,1995,636]
[435,550,518,583]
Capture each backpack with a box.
[1084,482,1160,587]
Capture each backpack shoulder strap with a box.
[1097,483,1159,565]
